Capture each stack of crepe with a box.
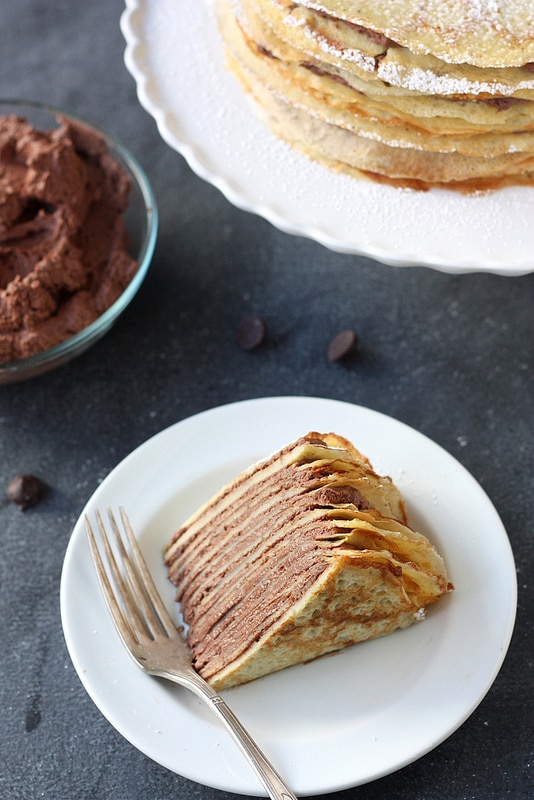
[164,433,451,690]
[216,0,534,190]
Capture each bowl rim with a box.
[0,98,159,380]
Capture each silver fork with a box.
[85,507,298,800]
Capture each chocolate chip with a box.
[327,329,358,362]
[236,315,266,350]
[7,474,46,510]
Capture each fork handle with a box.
[159,669,298,800]
[209,695,298,800]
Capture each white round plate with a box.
[61,396,516,796]
[121,0,534,275]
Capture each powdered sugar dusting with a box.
[299,0,534,37]
[284,4,534,94]
[297,1,534,66]
[443,0,530,33]
[303,25,376,72]
[377,61,534,96]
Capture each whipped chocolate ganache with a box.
[0,114,138,363]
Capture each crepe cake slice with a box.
[164,432,451,690]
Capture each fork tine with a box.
[100,507,164,643]
[99,508,161,641]
[85,511,140,647]
[91,506,178,642]
[88,508,161,644]
[116,507,178,638]
[104,508,160,640]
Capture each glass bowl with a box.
[0,100,158,384]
